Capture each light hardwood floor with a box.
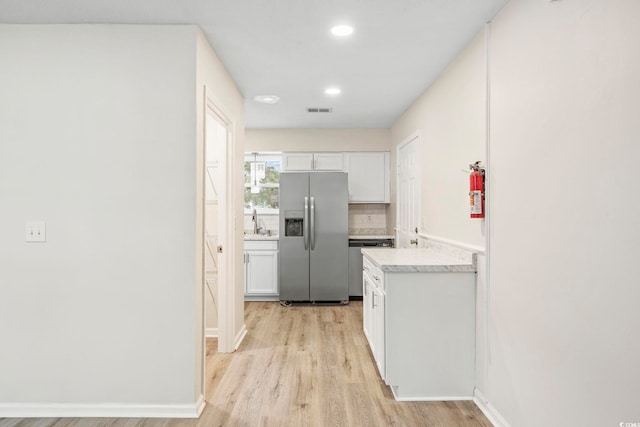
[0,301,492,427]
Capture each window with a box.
[244,153,281,212]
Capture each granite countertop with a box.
[361,247,476,273]
[244,233,279,241]
[349,235,395,240]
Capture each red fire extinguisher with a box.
[469,161,485,219]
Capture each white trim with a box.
[205,327,219,338]
[205,88,237,355]
[483,20,493,406]
[244,295,280,301]
[474,390,510,427]
[195,394,206,417]
[396,130,421,150]
[418,233,486,254]
[391,389,473,402]
[393,396,475,402]
[234,323,248,350]
[0,399,206,419]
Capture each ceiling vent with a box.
[306,107,333,113]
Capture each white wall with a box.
[390,31,487,249]
[389,0,640,424]
[0,24,200,416]
[245,128,390,152]
[487,1,640,425]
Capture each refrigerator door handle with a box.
[304,197,309,250]
[310,197,315,250]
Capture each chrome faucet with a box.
[252,208,261,234]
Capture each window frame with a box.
[244,152,282,215]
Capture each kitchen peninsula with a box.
[361,242,477,401]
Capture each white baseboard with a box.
[234,324,248,350]
[244,295,280,301]
[391,387,473,401]
[393,395,474,402]
[0,400,205,418]
[473,390,510,427]
[195,393,206,417]
[205,327,218,338]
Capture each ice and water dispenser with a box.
[284,210,304,236]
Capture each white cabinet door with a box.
[282,152,314,171]
[363,273,373,344]
[245,250,278,294]
[345,152,390,203]
[282,152,343,171]
[313,152,343,170]
[372,284,386,380]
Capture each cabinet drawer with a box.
[244,240,278,251]
[363,256,384,291]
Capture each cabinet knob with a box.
[410,239,418,245]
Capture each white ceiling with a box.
[0,0,508,129]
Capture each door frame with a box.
[395,131,421,247]
[198,86,238,403]
[204,89,237,354]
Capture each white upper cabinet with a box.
[344,152,390,203]
[282,152,343,171]
[282,152,313,170]
[282,151,390,203]
[313,153,343,170]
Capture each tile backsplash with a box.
[244,204,389,236]
[349,204,389,236]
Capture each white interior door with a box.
[204,111,226,337]
[396,134,420,248]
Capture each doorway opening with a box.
[396,132,421,248]
[200,89,238,407]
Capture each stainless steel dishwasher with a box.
[348,238,393,297]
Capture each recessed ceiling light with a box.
[331,25,354,37]
[325,87,341,95]
[253,95,280,104]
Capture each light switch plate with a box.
[26,221,46,242]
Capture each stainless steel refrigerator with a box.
[279,172,349,303]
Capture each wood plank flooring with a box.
[0,301,492,427]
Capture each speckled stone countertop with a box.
[244,233,279,241]
[361,247,476,273]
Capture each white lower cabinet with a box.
[244,240,278,297]
[363,257,385,379]
[362,275,372,341]
[371,283,385,379]
[362,253,476,400]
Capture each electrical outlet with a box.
[25,221,46,242]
